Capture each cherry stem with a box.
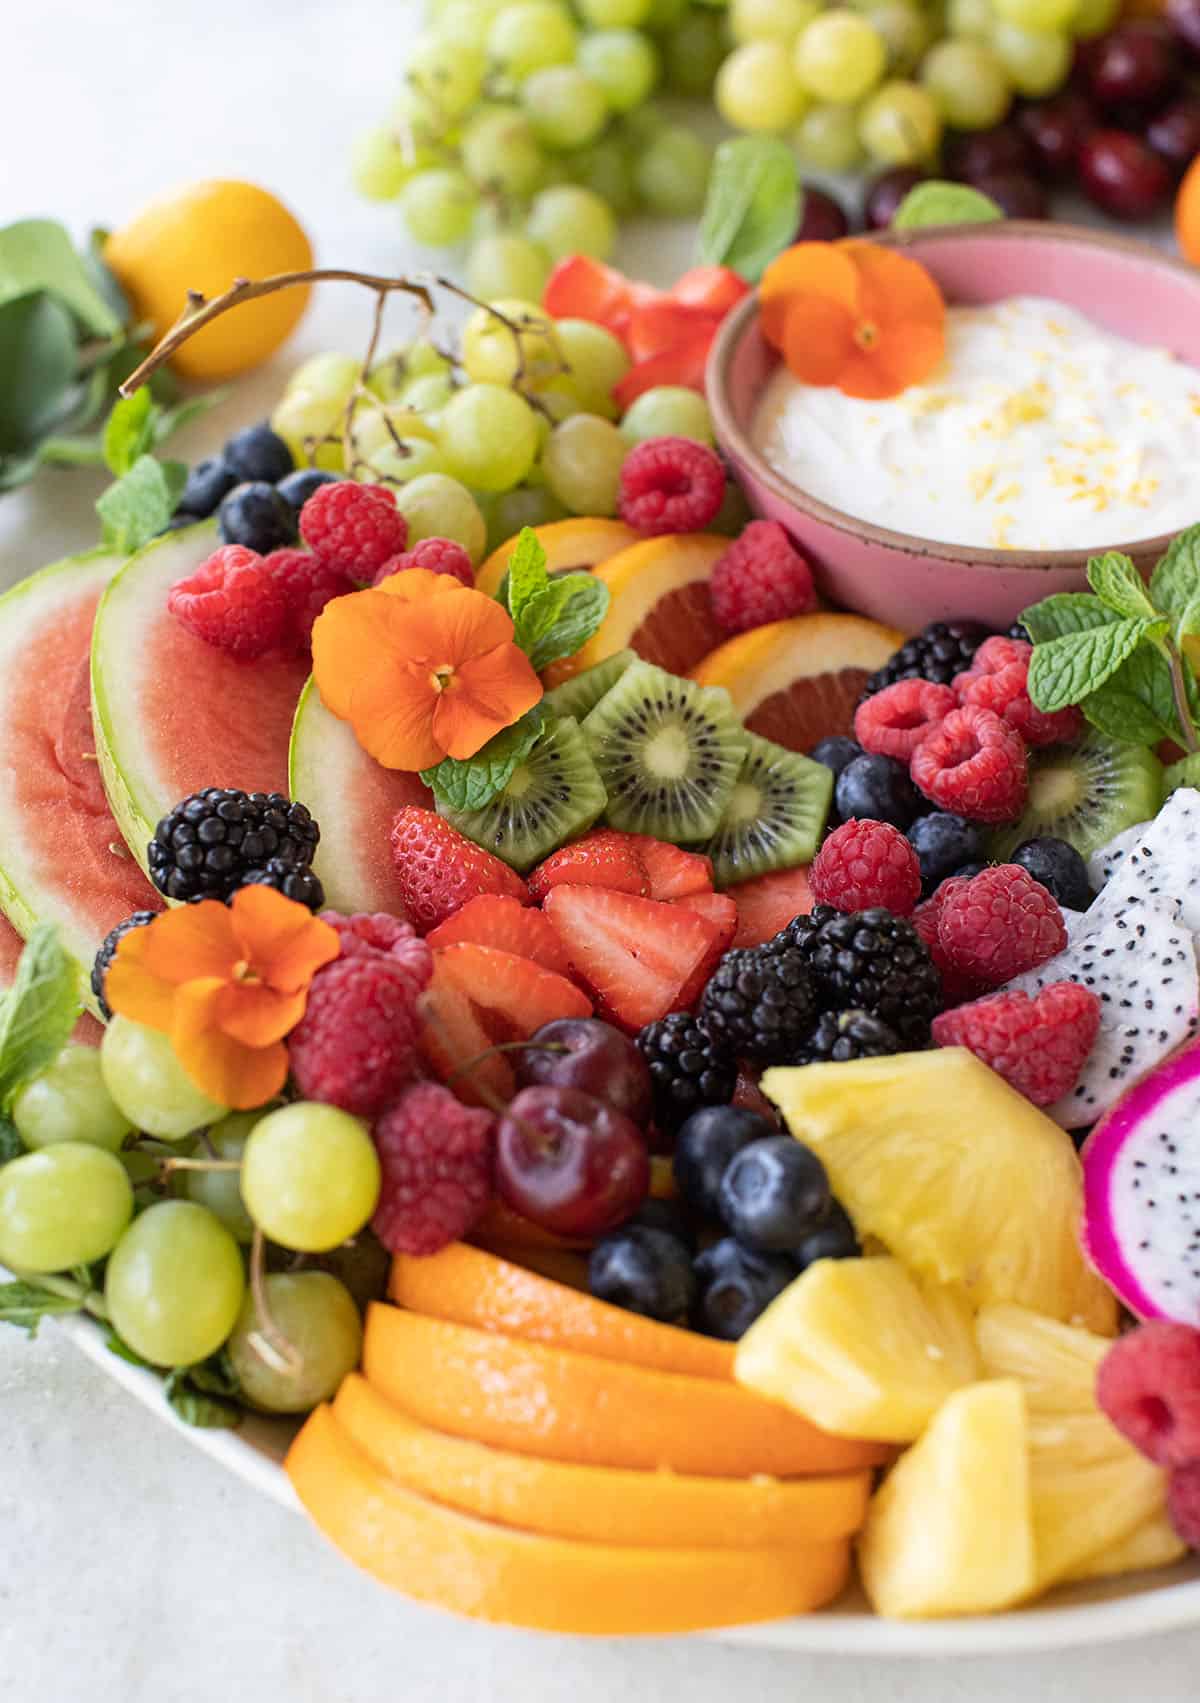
[445,1040,569,1084]
[420,1008,548,1150]
[248,1229,302,1377]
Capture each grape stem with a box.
[247,1228,302,1377]
[12,1267,109,1321]
[160,1157,243,1175]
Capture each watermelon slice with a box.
[91,521,312,873]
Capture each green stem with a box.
[10,1268,109,1321]
[1167,641,1200,754]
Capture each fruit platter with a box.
[12,0,1200,1654]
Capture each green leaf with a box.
[525,574,610,672]
[0,290,78,455]
[421,706,548,813]
[104,1327,155,1368]
[0,219,122,336]
[698,137,800,284]
[891,181,1004,232]
[188,1350,241,1399]
[96,453,186,553]
[0,1280,83,1336]
[506,527,550,624]
[0,1115,22,1162]
[1083,634,1200,749]
[164,1368,242,1430]
[513,579,574,660]
[1019,593,1122,644]
[1150,524,1200,626]
[1086,551,1157,621]
[1026,617,1167,713]
[103,388,157,477]
[0,925,82,1114]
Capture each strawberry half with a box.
[426,894,575,980]
[527,829,650,903]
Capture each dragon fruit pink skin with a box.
[1083,1034,1200,1326]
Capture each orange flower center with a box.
[854,319,880,351]
[430,663,458,694]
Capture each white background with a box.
[3,1,1200,1698]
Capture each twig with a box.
[247,1229,302,1376]
[1167,642,1200,754]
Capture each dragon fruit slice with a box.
[1086,820,1152,895]
[1082,1034,1200,1324]
[1004,900,1199,1128]
[1087,789,1200,935]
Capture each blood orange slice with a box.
[555,534,728,684]
[475,517,640,599]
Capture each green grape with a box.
[946,0,993,35]
[488,2,578,77]
[271,352,359,467]
[398,168,479,246]
[100,1016,228,1141]
[351,128,415,201]
[553,318,630,416]
[867,1,935,73]
[460,106,547,197]
[226,1272,363,1414]
[620,385,714,445]
[364,437,452,487]
[617,98,670,149]
[646,0,689,27]
[467,234,552,303]
[438,384,541,492]
[484,483,570,553]
[858,78,943,162]
[0,1144,132,1274]
[12,1045,133,1153]
[461,299,563,387]
[527,185,617,263]
[577,28,661,111]
[105,1200,245,1367]
[565,137,639,218]
[398,372,456,417]
[731,0,820,39]
[394,473,488,563]
[634,125,713,216]
[367,340,452,402]
[532,378,588,432]
[794,100,866,170]
[180,1113,258,1243]
[351,405,438,463]
[241,1103,380,1254]
[541,414,628,515]
[990,19,1070,94]
[663,11,727,93]
[521,67,610,151]
[921,38,1011,128]
[577,0,653,23]
[991,0,1077,27]
[1071,0,1118,37]
[795,11,889,102]
[717,41,810,131]
[435,0,509,46]
[403,36,486,123]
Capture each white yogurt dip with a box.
[752,295,1200,551]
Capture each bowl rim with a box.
[707,220,1200,574]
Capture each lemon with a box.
[104,179,313,381]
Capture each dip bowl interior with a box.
[708,222,1200,631]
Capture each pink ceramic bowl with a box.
[708,222,1200,631]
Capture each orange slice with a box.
[390,1242,735,1379]
[364,1305,891,1477]
[691,613,903,751]
[335,1373,872,1550]
[471,1197,593,1252]
[551,534,729,684]
[476,518,641,599]
[286,1405,852,1634]
[470,1240,592,1290]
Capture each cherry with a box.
[1017,92,1094,178]
[1146,95,1200,175]
[516,1018,653,1128]
[795,185,852,242]
[972,169,1049,220]
[863,165,927,230]
[1082,23,1177,114]
[1078,129,1172,219]
[944,123,1037,186]
[1166,0,1200,60]
[495,1085,650,1237]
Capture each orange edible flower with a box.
[760,239,946,401]
[105,886,341,1109]
[311,567,543,772]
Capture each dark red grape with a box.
[971,169,1050,219]
[1166,0,1200,60]
[863,165,927,230]
[1082,23,1177,113]
[1078,129,1172,218]
[944,124,1037,186]
[495,1085,650,1237]
[516,1018,653,1128]
[795,185,851,242]
[1146,95,1200,175]
[1017,92,1095,178]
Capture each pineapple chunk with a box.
[858,1380,1035,1619]
[1030,1452,1171,1590]
[976,1303,1108,1411]
[762,1051,1116,1336]
[1065,1515,1186,1582]
[734,1256,979,1442]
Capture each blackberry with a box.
[148,788,320,903]
[242,859,326,911]
[90,910,159,1020]
[792,1008,901,1066]
[698,945,818,1064]
[860,619,993,701]
[636,1013,736,1134]
[779,905,942,1047]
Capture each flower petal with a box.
[214,980,309,1048]
[348,664,446,770]
[228,886,341,992]
[431,643,545,760]
[104,949,177,1033]
[135,901,241,985]
[844,242,947,334]
[311,589,418,722]
[780,295,860,388]
[397,584,516,665]
[376,567,470,605]
[760,243,861,347]
[171,980,289,1110]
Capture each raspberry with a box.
[931,980,1100,1105]
[935,864,1067,986]
[299,481,407,579]
[910,704,1028,824]
[854,679,957,762]
[709,521,817,635]
[809,819,922,916]
[390,806,530,934]
[262,548,355,650]
[954,635,1084,748]
[371,1081,494,1256]
[912,878,989,1006]
[617,436,726,535]
[1097,1322,1200,1468]
[166,545,290,660]
[287,955,423,1119]
[1169,1461,1200,1548]
[372,535,475,589]
[320,910,433,996]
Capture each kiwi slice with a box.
[542,649,636,724]
[442,717,606,873]
[581,659,748,841]
[701,734,834,888]
[989,728,1163,863]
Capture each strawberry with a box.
[613,328,716,410]
[542,885,724,1033]
[727,866,815,948]
[672,891,738,1009]
[669,266,752,317]
[542,255,634,335]
[527,829,649,903]
[628,836,714,901]
[418,956,515,1108]
[434,942,590,1063]
[426,894,574,980]
[390,807,529,934]
[627,298,720,363]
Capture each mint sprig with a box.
[421,705,546,813]
[891,181,1004,232]
[95,390,190,552]
[698,137,801,284]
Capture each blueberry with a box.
[218,482,297,552]
[907,812,989,894]
[589,1226,696,1322]
[791,1200,860,1272]
[674,1105,776,1220]
[179,456,237,519]
[951,861,987,882]
[835,752,923,830]
[718,1136,831,1253]
[809,736,862,782]
[277,468,340,515]
[692,1238,796,1340]
[623,1195,696,1252]
[1010,836,1091,912]
[223,422,294,485]
[160,512,203,534]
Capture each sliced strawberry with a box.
[728,865,815,948]
[418,956,515,1107]
[627,298,720,363]
[527,829,649,903]
[673,892,737,1009]
[543,255,633,335]
[670,266,752,317]
[629,836,714,901]
[426,894,574,980]
[542,886,723,1033]
[613,328,717,409]
[434,943,591,1047]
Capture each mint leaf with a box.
[1020,593,1121,644]
[0,1115,21,1162]
[506,527,550,625]
[0,924,81,1114]
[0,1279,83,1337]
[1087,551,1157,621]
[102,388,156,477]
[188,1350,241,1399]
[0,219,122,337]
[891,181,1003,231]
[698,137,800,284]
[1150,524,1200,627]
[421,706,547,813]
[526,574,610,672]
[513,579,574,659]
[164,1368,241,1430]
[96,453,186,553]
[1027,617,1166,713]
[0,290,77,457]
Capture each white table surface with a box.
[4,1,1200,1697]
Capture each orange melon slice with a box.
[476,518,641,598]
[553,534,729,684]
